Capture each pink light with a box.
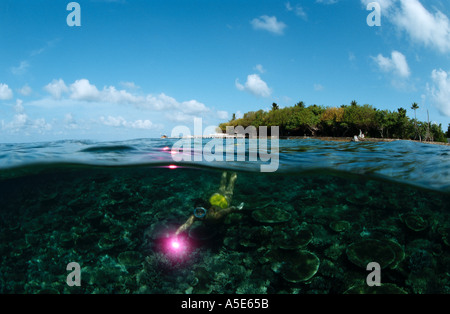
[168,164,178,169]
[163,234,189,258]
[172,239,180,251]
[162,146,170,151]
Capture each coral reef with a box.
[0,165,449,294]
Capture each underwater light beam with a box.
[164,235,189,257]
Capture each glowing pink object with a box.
[171,240,180,250]
[163,235,189,257]
[168,164,178,169]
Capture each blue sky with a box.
[0,0,449,143]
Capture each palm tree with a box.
[411,102,419,120]
[411,102,419,140]
[351,100,357,107]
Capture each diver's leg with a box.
[224,172,237,203]
[218,171,228,194]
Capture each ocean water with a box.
[0,138,449,294]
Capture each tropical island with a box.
[219,101,450,144]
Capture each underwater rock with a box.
[263,248,320,282]
[280,250,320,283]
[22,219,44,233]
[346,239,396,269]
[238,226,273,249]
[324,243,346,261]
[224,212,243,225]
[118,251,144,268]
[59,232,75,248]
[400,213,428,232]
[344,283,407,294]
[84,210,104,226]
[346,193,371,206]
[251,207,291,224]
[385,240,405,269]
[25,233,40,246]
[98,237,116,251]
[276,229,313,250]
[329,220,351,233]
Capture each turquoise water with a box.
[0,138,449,293]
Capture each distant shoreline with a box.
[282,136,450,146]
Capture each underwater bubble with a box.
[346,239,396,269]
[251,207,291,224]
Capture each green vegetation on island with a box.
[219,101,449,143]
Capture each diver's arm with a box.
[213,202,245,220]
[175,215,196,235]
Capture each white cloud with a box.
[251,16,287,35]
[19,85,32,96]
[361,0,450,54]
[429,69,450,117]
[394,0,450,54]
[316,0,338,4]
[373,50,410,78]
[142,93,209,115]
[181,100,209,114]
[120,81,140,90]
[235,74,272,98]
[14,99,24,113]
[129,119,154,129]
[70,79,101,101]
[286,2,307,19]
[42,79,211,118]
[254,64,266,74]
[11,61,29,75]
[101,85,141,104]
[0,83,13,100]
[1,103,51,134]
[217,110,228,120]
[314,84,324,91]
[44,79,69,99]
[100,116,155,129]
[64,113,79,130]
